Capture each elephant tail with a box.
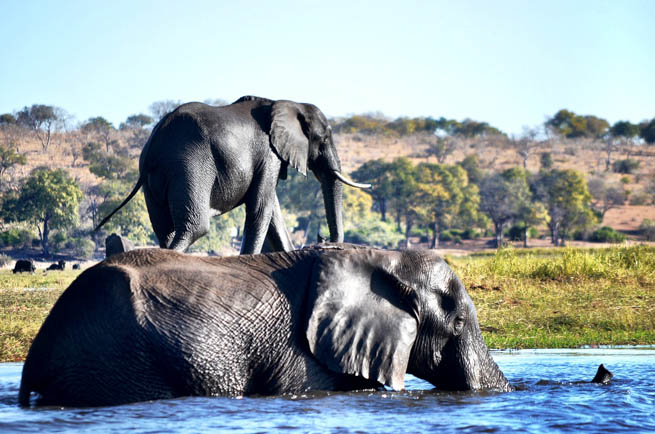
[94,177,144,232]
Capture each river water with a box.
[1,348,653,433]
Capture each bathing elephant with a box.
[95,96,369,254]
[19,244,510,407]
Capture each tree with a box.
[122,114,154,129]
[452,119,504,137]
[1,167,82,256]
[422,134,457,163]
[587,176,627,220]
[120,114,154,149]
[510,128,539,169]
[149,100,183,121]
[0,114,16,125]
[457,154,483,185]
[479,169,531,247]
[610,120,640,140]
[584,115,610,138]
[504,168,545,247]
[83,142,138,181]
[15,104,64,151]
[82,117,117,153]
[386,158,420,246]
[534,169,596,246]
[0,144,27,180]
[415,163,480,248]
[640,118,655,144]
[351,159,395,221]
[0,114,23,152]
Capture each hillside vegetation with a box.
[1,102,655,261]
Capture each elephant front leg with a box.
[262,195,295,253]
[240,188,277,254]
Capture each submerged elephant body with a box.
[96,96,368,254]
[19,246,510,407]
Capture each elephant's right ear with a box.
[270,100,309,176]
[305,251,418,390]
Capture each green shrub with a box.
[506,225,524,241]
[344,218,403,248]
[49,232,67,253]
[528,227,540,239]
[462,228,480,240]
[440,230,454,241]
[439,230,463,244]
[69,238,96,259]
[589,226,626,243]
[612,159,640,174]
[0,228,34,249]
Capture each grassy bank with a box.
[449,245,655,349]
[0,271,79,362]
[1,245,654,361]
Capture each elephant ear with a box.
[305,251,418,390]
[270,100,309,175]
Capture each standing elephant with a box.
[95,96,369,254]
[19,245,510,407]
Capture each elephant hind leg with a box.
[144,185,175,248]
[167,189,211,252]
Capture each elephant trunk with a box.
[460,328,512,391]
[470,344,512,391]
[322,176,344,243]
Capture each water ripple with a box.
[1,349,654,433]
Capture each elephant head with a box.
[270,101,370,243]
[306,248,511,391]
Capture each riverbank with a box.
[448,245,655,349]
[1,245,654,361]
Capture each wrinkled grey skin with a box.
[95,96,368,254]
[19,245,510,407]
[105,233,134,258]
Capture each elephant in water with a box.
[95,96,369,254]
[19,245,510,407]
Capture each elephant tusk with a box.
[333,171,372,189]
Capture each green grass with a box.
[1,246,654,361]
[449,245,655,349]
[0,270,79,361]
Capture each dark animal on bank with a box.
[19,244,510,407]
[12,259,35,274]
[105,233,134,258]
[72,264,81,270]
[46,261,66,271]
[94,96,369,254]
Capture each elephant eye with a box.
[453,316,465,335]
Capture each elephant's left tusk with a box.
[333,171,372,189]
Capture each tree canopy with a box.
[1,167,82,256]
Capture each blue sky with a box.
[1,0,653,135]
